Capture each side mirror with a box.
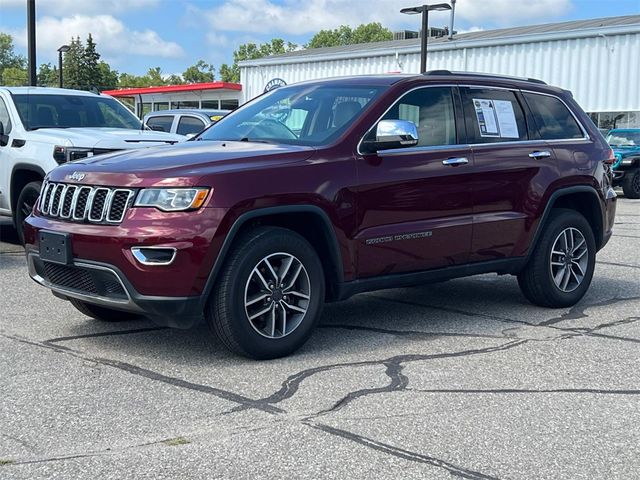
[360,119,418,154]
[0,121,8,147]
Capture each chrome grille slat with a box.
[38,182,134,225]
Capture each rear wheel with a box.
[207,227,325,359]
[621,168,640,199]
[518,209,596,308]
[15,181,42,245]
[69,299,143,322]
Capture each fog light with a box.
[131,247,176,266]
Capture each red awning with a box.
[103,82,242,97]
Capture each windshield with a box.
[198,84,385,146]
[13,94,142,130]
[607,130,640,147]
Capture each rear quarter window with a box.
[146,115,174,133]
[522,92,584,140]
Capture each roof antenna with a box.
[448,0,456,40]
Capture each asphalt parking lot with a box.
[1,198,639,480]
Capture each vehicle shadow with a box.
[47,273,640,365]
[0,219,20,246]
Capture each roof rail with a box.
[424,70,547,85]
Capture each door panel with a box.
[355,146,474,277]
[459,87,557,261]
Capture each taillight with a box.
[604,149,615,165]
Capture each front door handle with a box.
[529,150,552,159]
[442,157,469,166]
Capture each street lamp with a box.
[401,3,452,73]
[57,44,70,88]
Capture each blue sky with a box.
[1,0,639,77]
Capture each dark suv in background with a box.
[24,71,616,359]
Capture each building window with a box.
[154,102,169,111]
[173,101,199,110]
[138,102,152,118]
[220,99,239,110]
[589,111,640,130]
[201,100,221,109]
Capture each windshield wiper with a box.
[238,137,276,144]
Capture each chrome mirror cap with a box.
[376,119,419,146]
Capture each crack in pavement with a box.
[230,340,528,414]
[305,422,501,479]
[408,387,640,396]
[598,260,640,269]
[0,332,283,415]
[319,323,505,340]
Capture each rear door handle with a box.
[442,157,469,166]
[529,150,552,159]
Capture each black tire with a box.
[517,208,596,308]
[15,181,42,245]
[69,298,143,322]
[621,168,640,199]
[207,227,325,360]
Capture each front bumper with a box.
[27,251,203,328]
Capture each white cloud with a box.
[0,0,159,15]
[9,14,184,63]
[206,0,574,34]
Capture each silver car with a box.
[143,109,230,137]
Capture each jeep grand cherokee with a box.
[24,71,617,359]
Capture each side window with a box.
[461,88,528,144]
[177,116,206,136]
[147,115,174,132]
[376,87,457,147]
[0,97,12,135]
[522,92,584,140]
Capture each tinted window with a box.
[461,88,528,143]
[146,115,174,133]
[177,116,205,136]
[0,97,11,135]
[13,94,141,130]
[376,87,456,146]
[220,99,239,110]
[523,92,583,140]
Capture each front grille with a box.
[38,261,127,300]
[39,182,134,224]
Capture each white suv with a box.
[0,86,183,243]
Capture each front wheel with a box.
[518,209,596,308]
[621,168,640,199]
[207,227,325,359]
[15,181,42,245]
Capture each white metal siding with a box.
[241,31,640,113]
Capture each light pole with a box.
[57,45,70,88]
[401,3,452,73]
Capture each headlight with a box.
[53,146,94,165]
[621,158,633,165]
[134,188,210,211]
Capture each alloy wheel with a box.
[549,227,589,293]
[244,252,311,339]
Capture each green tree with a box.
[2,66,28,86]
[306,22,392,48]
[80,33,101,89]
[37,63,59,87]
[62,37,84,89]
[98,61,118,90]
[0,33,27,85]
[220,38,296,83]
[182,60,215,83]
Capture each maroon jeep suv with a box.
[24,71,617,359]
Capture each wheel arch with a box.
[200,205,344,308]
[529,186,605,257]
[10,163,45,220]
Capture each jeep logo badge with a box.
[67,172,86,182]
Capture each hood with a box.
[28,127,184,148]
[47,140,317,188]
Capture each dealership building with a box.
[239,15,640,130]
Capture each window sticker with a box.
[493,100,519,138]
[472,98,520,139]
[473,99,499,137]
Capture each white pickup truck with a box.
[0,86,183,243]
